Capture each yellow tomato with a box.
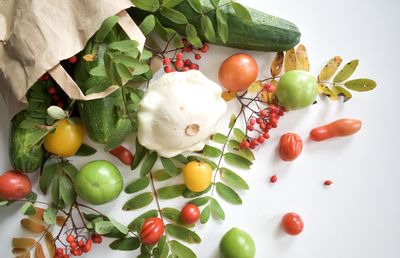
[183,161,212,192]
[44,119,84,157]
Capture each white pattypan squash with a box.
[137,70,227,158]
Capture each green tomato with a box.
[74,160,123,205]
[219,227,256,258]
[276,70,318,110]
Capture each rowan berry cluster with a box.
[54,233,102,257]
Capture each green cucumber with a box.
[9,111,45,173]
[130,1,300,52]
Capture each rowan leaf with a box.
[187,0,202,13]
[132,0,160,12]
[125,177,150,194]
[109,217,129,235]
[20,218,45,233]
[123,192,154,211]
[332,86,353,102]
[140,151,158,177]
[210,198,225,220]
[75,144,97,156]
[162,0,184,8]
[318,56,342,81]
[104,118,133,151]
[20,202,36,216]
[182,185,211,198]
[34,243,45,258]
[211,133,228,144]
[200,205,211,224]
[59,175,76,206]
[189,196,210,207]
[157,184,186,199]
[220,167,249,190]
[161,157,178,177]
[201,15,216,42]
[171,154,188,165]
[170,240,196,258]
[317,84,334,97]
[166,224,201,243]
[247,81,263,93]
[296,44,310,71]
[229,114,237,128]
[95,16,119,42]
[43,207,57,225]
[132,137,148,170]
[216,182,242,204]
[12,238,36,249]
[344,78,377,92]
[231,2,252,21]
[45,232,55,257]
[333,60,359,83]
[160,7,188,24]
[12,248,28,256]
[201,145,222,158]
[224,152,252,169]
[108,40,139,52]
[270,52,284,77]
[233,128,246,142]
[56,216,66,227]
[39,163,57,194]
[186,24,202,48]
[95,220,114,235]
[284,48,296,72]
[109,237,140,251]
[216,8,228,43]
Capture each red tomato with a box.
[109,145,134,166]
[0,170,32,200]
[218,53,258,92]
[281,212,304,235]
[278,133,303,161]
[180,204,200,224]
[140,217,165,245]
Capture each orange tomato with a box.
[310,119,362,141]
[183,161,212,192]
[44,118,84,157]
[0,170,32,200]
[218,54,258,92]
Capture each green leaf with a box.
[39,163,57,194]
[220,167,249,190]
[186,24,203,48]
[210,198,225,220]
[140,151,158,177]
[157,184,186,199]
[200,15,216,42]
[25,192,37,202]
[108,60,122,86]
[200,205,211,224]
[172,154,188,165]
[170,240,196,258]
[228,114,236,128]
[128,209,158,231]
[59,175,76,206]
[95,16,119,42]
[123,192,154,211]
[332,85,353,101]
[154,18,176,41]
[160,157,178,177]
[344,79,377,92]
[227,139,240,150]
[95,220,114,234]
[62,163,79,181]
[25,128,51,147]
[85,83,110,95]
[231,2,252,21]
[0,200,8,206]
[108,40,139,52]
[109,237,140,251]
[153,169,171,181]
[140,50,153,60]
[132,0,160,12]
[20,117,43,129]
[201,145,222,158]
[51,176,60,207]
[125,177,150,194]
[239,148,255,162]
[43,208,57,225]
[109,217,129,235]
[187,156,217,170]
[211,0,220,8]
[113,54,139,67]
[333,60,359,83]
[162,0,184,8]
[156,236,169,258]
[104,118,133,151]
[166,224,201,244]
[75,144,97,156]
[116,63,133,81]
[216,182,242,204]
[189,196,210,207]
[20,202,36,215]
[224,152,252,170]
[233,128,246,142]
[211,133,228,144]
[187,0,202,13]
[159,7,188,24]
[104,227,128,238]
[132,137,148,170]
[182,184,211,198]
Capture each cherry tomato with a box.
[183,161,212,192]
[310,118,362,141]
[219,53,258,92]
[0,170,32,200]
[278,133,303,161]
[140,217,165,245]
[109,145,134,166]
[180,204,200,224]
[44,118,84,157]
[281,212,304,235]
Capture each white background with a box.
[1,0,400,257]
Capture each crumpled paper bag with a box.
[0,0,146,116]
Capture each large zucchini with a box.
[130,0,300,52]
[9,111,45,173]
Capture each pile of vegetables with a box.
[0,1,377,258]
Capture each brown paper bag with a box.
[0,0,146,116]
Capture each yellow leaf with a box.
[221,91,236,102]
[30,207,44,220]
[296,44,310,71]
[284,48,296,72]
[12,248,28,256]
[270,52,284,77]
[12,238,36,249]
[260,90,275,104]
[16,253,31,258]
[56,216,66,227]
[20,218,46,233]
[45,232,55,257]
[83,54,96,62]
[318,56,342,81]
[332,86,352,102]
[34,243,45,258]
[247,81,262,93]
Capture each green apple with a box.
[219,227,256,258]
[74,160,123,205]
[276,70,318,110]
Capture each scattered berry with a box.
[270,175,278,183]
[324,180,333,186]
[39,74,50,81]
[68,56,77,64]
[200,44,209,53]
[47,87,57,95]
[194,54,201,60]
[56,101,65,109]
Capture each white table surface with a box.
[1,0,400,257]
